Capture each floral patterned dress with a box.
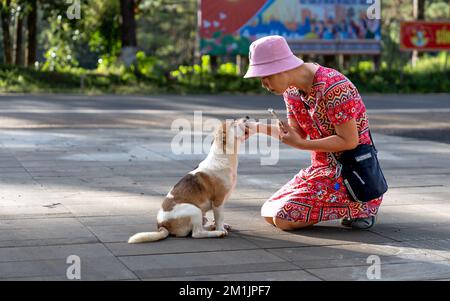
[261,65,383,223]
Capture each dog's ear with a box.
[221,122,227,154]
[212,122,227,154]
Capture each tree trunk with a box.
[1,0,13,65]
[120,0,137,67]
[15,14,23,66]
[418,0,425,20]
[120,0,137,47]
[26,0,37,66]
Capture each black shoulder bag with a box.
[336,132,388,202]
[304,101,388,203]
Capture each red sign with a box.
[400,21,450,51]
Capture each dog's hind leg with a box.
[189,206,227,238]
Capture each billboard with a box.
[199,0,382,56]
[400,21,450,51]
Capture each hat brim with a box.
[243,55,304,78]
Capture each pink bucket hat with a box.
[244,35,304,78]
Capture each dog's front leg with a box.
[213,205,227,233]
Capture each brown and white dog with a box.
[128,117,251,243]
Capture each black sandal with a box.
[341,216,376,230]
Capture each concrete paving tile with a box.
[78,215,155,227]
[370,224,450,242]
[0,236,99,248]
[375,204,450,227]
[132,262,299,280]
[0,204,71,217]
[382,191,450,206]
[147,269,320,281]
[0,257,137,280]
[0,220,98,248]
[106,235,259,256]
[267,241,447,269]
[0,217,84,230]
[404,239,450,259]
[87,224,161,243]
[305,260,450,281]
[0,167,28,173]
[238,226,395,248]
[2,275,71,281]
[0,243,112,262]
[64,201,158,217]
[119,249,291,279]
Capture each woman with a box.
[243,35,382,231]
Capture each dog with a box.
[128,117,251,243]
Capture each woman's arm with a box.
[280,118,359,152]
[248,117,307,140]
[245,117,358,153]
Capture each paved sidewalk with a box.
[0,94,449,281]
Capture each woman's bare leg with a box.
[264,216,315,230]
[264,217,275,226]
[273,217,315,230]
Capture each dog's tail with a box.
[128,227,169,243]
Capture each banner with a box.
[199,0,382,55]
[400,21,450,51]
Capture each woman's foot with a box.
[341,216,376,230]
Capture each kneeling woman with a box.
[243,36,383,231]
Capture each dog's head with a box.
[213,116,251,155]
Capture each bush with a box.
[1,53,449,94]
[346,53,450,93]
[169,55,261,93]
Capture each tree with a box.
[418,0,426,19]
[1,0,13,64]
[26,0,36,66]
[15,2,23,66]
[137,0,197,69]
[119,0,137,66]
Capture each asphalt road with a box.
[0,93,449,143]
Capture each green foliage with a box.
[426,2,450,19]
[345,53,450,93]
[169,55,262,93]
[135,51,167,80]
[1,0,449,95]
[2,52,449,94]
[137,0,197,69]
[41,12,80,71]
[83,0,121,57]
[0,64,163,94]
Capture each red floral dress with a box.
[261,65,383,223]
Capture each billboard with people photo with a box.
[200,0,381,55]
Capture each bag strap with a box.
[368,129,377,153]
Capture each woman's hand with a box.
[278,120,306,149]
[241,120,259,136]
